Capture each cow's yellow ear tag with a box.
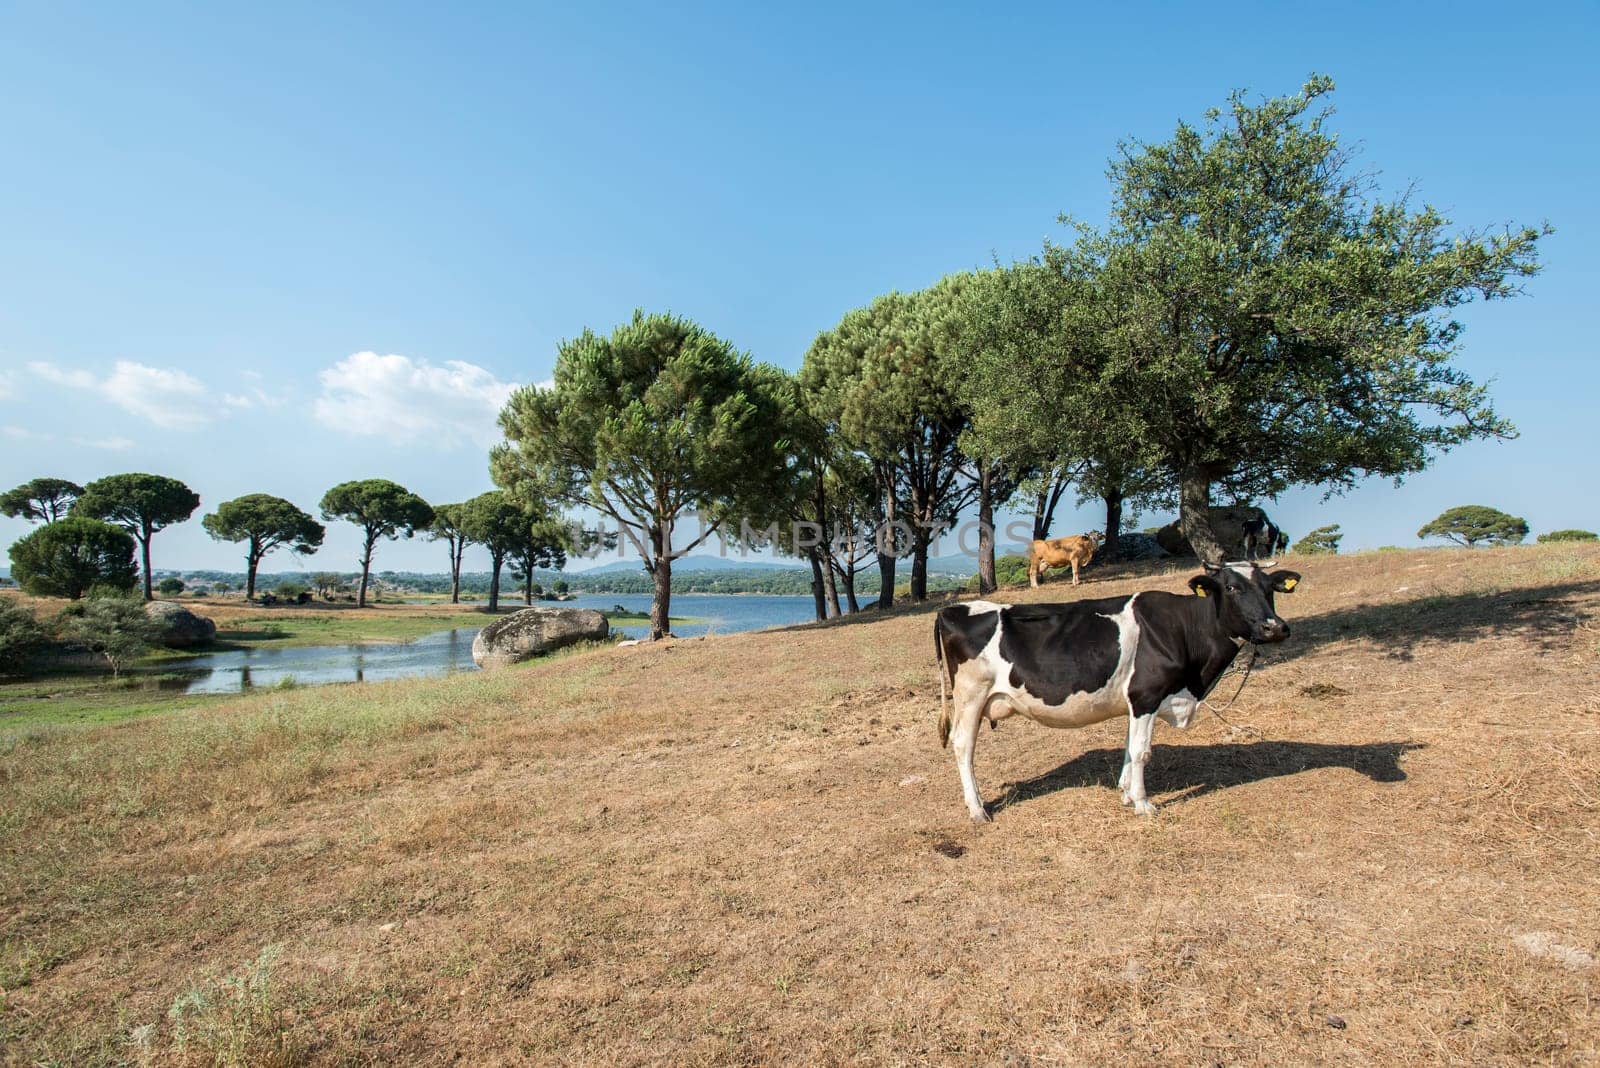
[1282,578,1299,591]
[1194,586,1207,597]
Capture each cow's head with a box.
[1188,562,1300,644]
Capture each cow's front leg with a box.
[1120,711,1159,816]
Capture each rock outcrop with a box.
[1113,533,1170,561]
[471,607,610,668]
[143,600,217,648]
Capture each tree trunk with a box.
[910,527,930,603]
[843,569,860,613]
[487,554,502,611]
[649,557,672,641]
[139,530,153,600]
[875,474,897,610]
[245,544,260,600]
[806,549,827,621]
[523,569,533,605]
[1032,474,1068,541]
[822,555,841,616]
[450,542,462,604]
[1101,489,1124,563]
[357,543,373,608]
[978,463,997,594]
[1178,468,1224,566]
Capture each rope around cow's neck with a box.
[1200,642,1266,739]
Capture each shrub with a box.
[1293,524,1343,555]
[0,598,49,674]
[7,516,138,599]
[1417,505,1528,547]
[1537,529,1597,543]
[273,582,308,600]
[995,554,1030,587]
[61,596,163,676]
[157,577,186,596]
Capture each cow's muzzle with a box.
[1254,619,1290,643]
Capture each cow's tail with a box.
[935,615,952,748]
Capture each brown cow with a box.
[1028,531,1102,587]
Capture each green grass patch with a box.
[0,671,241,734]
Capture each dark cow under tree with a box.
[934,562,1301,822]
[1241,517,1287,561]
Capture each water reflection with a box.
[154,627,481,694]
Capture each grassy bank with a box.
[2,544,1597,1063]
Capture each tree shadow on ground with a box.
[1271,578,1598,665]
[994,739,1421,815]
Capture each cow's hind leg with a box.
[1120,711,1159,816]
[949,683,993,823]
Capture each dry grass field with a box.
[2,545,1597,1065]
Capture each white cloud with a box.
[0,370,15,400]
[28,360,217,430]
[28,361,96,389]
[72,435,135,451]
[103,362,211,429]
[313,352,517,447]
[2,426,132,450]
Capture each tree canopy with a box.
[1,478,84,524]
[8,516,139,599]
[801,280,981,603]
[1418,505,1529,547]
[458,490,538,611]
[72,473,200,599]
[1293,524,1343,555]
[319,480,434,608]
[203,494,326,599]
[1016,76,1544,563]
[493,310,788,639]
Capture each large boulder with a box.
[471,607,609,668]
[143,600,217,648]
[1113,533,1170,561]
[1153,505,1269,561]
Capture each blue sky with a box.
[2,2,1594,576]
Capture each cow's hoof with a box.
[970,809,993,824]
[1133,799,1159,817]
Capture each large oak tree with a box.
[1086,76,1544,562]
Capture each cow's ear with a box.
[1269,570,1302,593]
[1188,575,1222,599]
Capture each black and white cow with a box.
[934,562,1301,822]
[1241,518,1285,561]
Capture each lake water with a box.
[159,593,820,694]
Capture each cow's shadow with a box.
[995,739,1421,813]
